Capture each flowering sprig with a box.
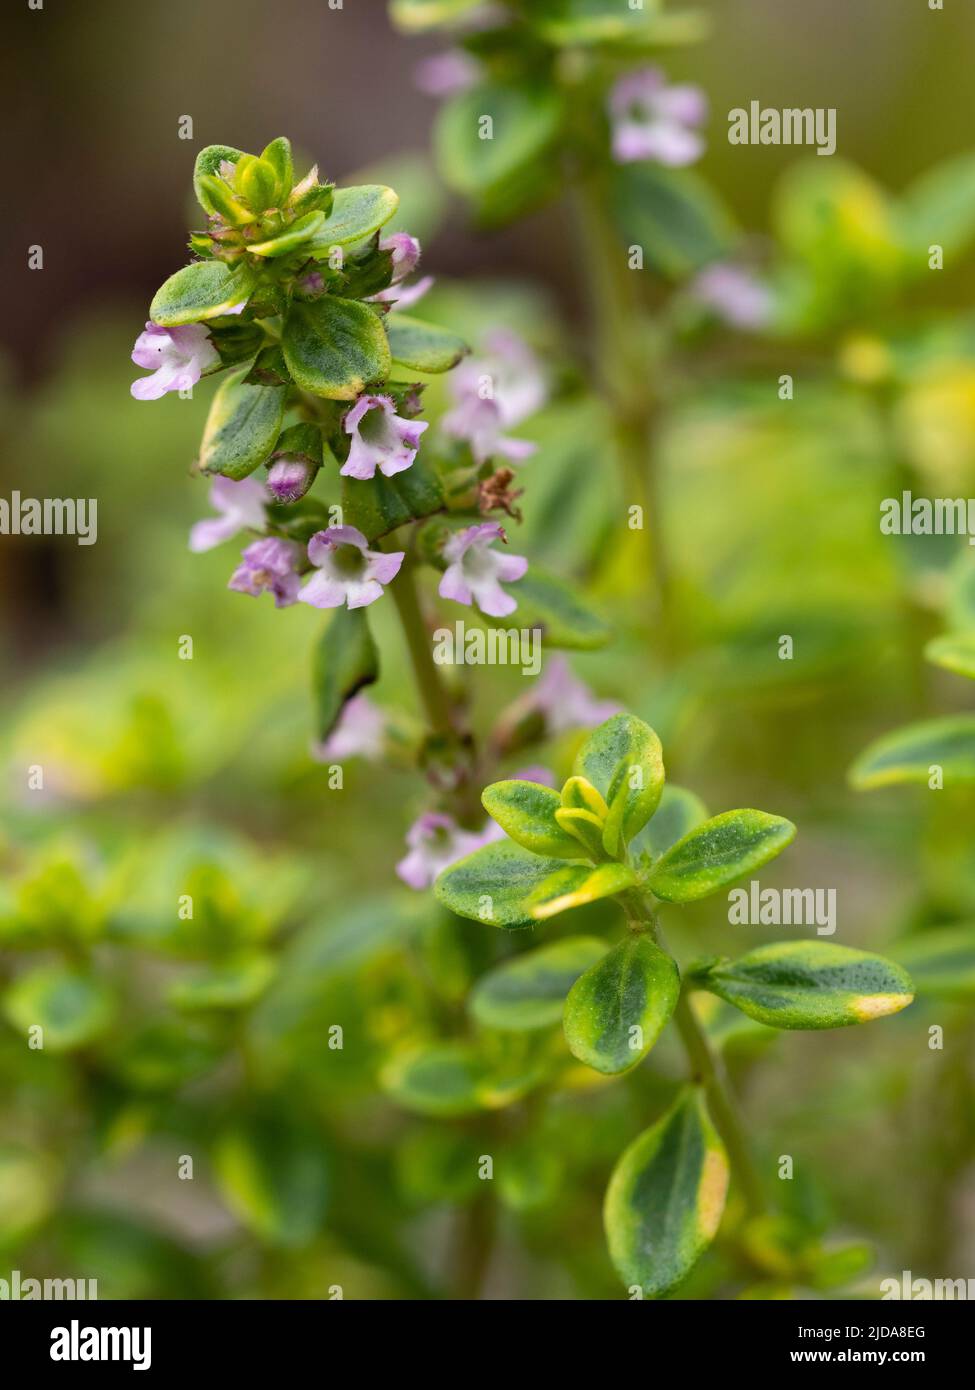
[432,713,914,1297]
[133,135,613,777]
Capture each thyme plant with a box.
[130,129,916,1283]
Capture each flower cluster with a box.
[130,138,554,628]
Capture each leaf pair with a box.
[436,713,797,926]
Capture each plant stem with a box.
[571,179,670,640]
[672,993,766,1216]
[627,889,766,1215]
[387,553,457,738]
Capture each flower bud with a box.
[267,455,317,503]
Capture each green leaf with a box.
[610,163,736,277]
[259,136,294,203]
[308,184,400,251]
[339,450,444,541]
[149,261,255,326]
[604,1089,729,1298]
[434,839,637,929]
[243,343,293,388]
[531,0,708,48]
[196,172,253,225]
[389,0,484,30]
[198,366,287,480]
[0,1146,57,1244]
[485,565,612,650]
[249,210,327,258]
[386,314,469,373]
[574,713,665,857]
[647,809,796,903]
[469,936,608,1031]
[925,632,975,680]
[435,80,562,200]
[554,806,606,859]
[282,297,391,399]
[771,159,905,325]
[889,925,975,1001]
[313,606,379,742]
[382,1042,486,1116]
[563,934,680,1074]
[696,941,914,1029]
[849,715,975,788]
[234,155,279,214]
[3,966,114,1052]
[193,144,244,214]
[481,779,586,859]
[630,784,708,862]
[168,954,276,1012]
[900,152,975,267]
[212,1112,328,1248]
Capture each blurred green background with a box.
[2,0,975,1299]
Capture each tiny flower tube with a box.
[608,67,707,167]
[368,232,433,309]
[130,321,219,400]
[396,812,501,891]
[189,475,267,553]
[311,694,386,763]
[689,263,773,330]
[298,526,404,610]
[528,657,623,735]
[228,537,302,608]
[414,50,479,98]
[342,394,429,480]
[438,522,528,619]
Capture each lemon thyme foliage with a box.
[435,714,914,1297]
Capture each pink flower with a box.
[298,526,404,610]
[130,321,219,400]
[528,658,622,735]
[189,475,267,553]
[341,394,429,480]
[396,812,498,891]
[609,68,707,166]
[450,329,547,428]
[368,232,434,310]
[228,537,302,608]
[442,329,546,463]
[311,694,386,762]
[414,50,479,98]
[442,395,536,466]
[689,263,773,330]
[439,522,527,618]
